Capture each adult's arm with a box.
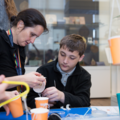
[27,68,47,108]
[6,72,46,89]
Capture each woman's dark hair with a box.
[11,8,48,32]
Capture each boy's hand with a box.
[42,87,65,103]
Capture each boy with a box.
[27,34,91,108]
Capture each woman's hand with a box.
[23,72,46,88]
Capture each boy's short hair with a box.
[60,34,87,56]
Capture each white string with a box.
[66,104,70,110]
[83,108,91,118]
[47,103,50,109]
[40,103,48,108]
[32,113,41,120]
[32,114,36,120]
[22,96,29,120]
[54,80,56,87]
[49,113,62,120]
[38,93,41,97]
[60,106,66,110]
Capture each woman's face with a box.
[16,24,44,46]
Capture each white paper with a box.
[91,106,119,115]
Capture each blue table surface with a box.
[0,107,91,120]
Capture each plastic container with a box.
[33,82,45,93]
[62,115,120,120]
[92,110,107,117]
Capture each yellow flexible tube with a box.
[0,81,30,107]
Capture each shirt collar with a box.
[56,62,76,75]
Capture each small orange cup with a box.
[35,97,48,109]
[8,97,23,118]
[31,108,49,120]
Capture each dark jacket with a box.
[27,59,91,109]
[0,29,25,112]
[0,29,25,90]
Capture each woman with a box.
[0,8,48,90]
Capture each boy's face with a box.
[58,45,84,73]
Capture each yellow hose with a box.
[0,81,30,107]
